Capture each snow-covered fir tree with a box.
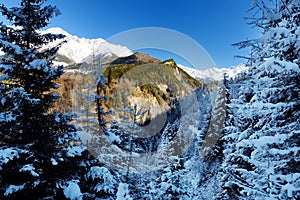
[221,0,300,199]
[0,0,68,148]
[0,1,94,198]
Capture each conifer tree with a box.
[0,0,86,198]
[0,0,74,151]
[221,0,300,199]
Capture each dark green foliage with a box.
[140,83,165,105]
[0,0,69,146]
[103,63,138,83]
[0,0,94,198]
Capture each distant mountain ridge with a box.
[43,28,247,82]
[43,27,132,66]
[178,64,249,82]
[111,52,161,65]
[1,27,248,82]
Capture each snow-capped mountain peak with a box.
[43,27,132,65]
[178,64,249,82]
[43,27,72,37]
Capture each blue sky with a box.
[1,0,259,68]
